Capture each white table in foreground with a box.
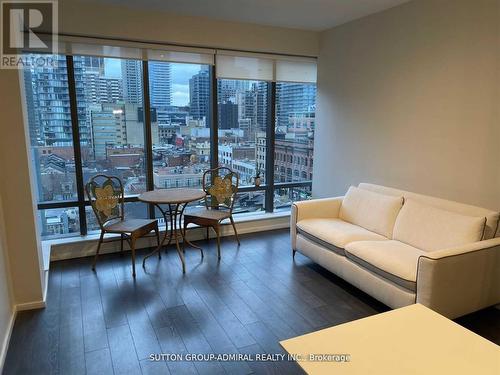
[280,304,499,375]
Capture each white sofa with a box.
[291,183,500,319]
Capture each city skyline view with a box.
[103,58,207,106]
[22,53,316,238]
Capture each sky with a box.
[103,58,203,106]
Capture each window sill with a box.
[42,210,291,265]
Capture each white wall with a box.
[0,198,14,370]
[314,0,500,210]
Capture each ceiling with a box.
[87,0,411,31]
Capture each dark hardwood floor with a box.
[3,229,499,374]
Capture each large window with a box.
[273,82,316,208]
[22,45,316,239]
[23,55,80,238]
[150,62,211,190]
[275,82,315,183]
[217,79,268,187]
[217,79,269,213]
[74,56,148,196]
[23,55,76,202]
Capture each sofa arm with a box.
[293,196,344,222]
[291,196,344,251]
[416,238,500,318]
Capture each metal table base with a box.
[142,202,203,273]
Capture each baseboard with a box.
[14,271,47,312]
[15,300,46,311]
[0,308,16,372]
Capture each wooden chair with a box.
[86,174,160,277]
[183,167,240,259]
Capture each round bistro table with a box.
[139,188,206,273]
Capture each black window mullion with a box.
[142,60,155,219]
[265,81,276,213]
[209,65,218,170]
[66,55,87,236]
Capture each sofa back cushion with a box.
[359,183,499,240]
[339,186,403,238]
[393,199,486,251]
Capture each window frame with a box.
[31,54,313,237]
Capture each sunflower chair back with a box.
[85,174,124,228]
[202,167,239,213]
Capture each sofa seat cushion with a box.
[296,218,387,255]
[393,199,487,252]
[339,186,403,238]
[345,240,426,291]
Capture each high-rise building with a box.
[90,103,158,159]
[84,72,123,104]
[149,62,172,109]
[276,83,316,129]
[189,68,210,124]
[237,88,258,125]
[217,79,251,104]
[121,60,143,105]
[237,87,259,140]
[217,80,236,103]
[256,81,268,130]
[81,56,105,75]
[23,68,39,146]
[218,103,238,129]
[90,103,124,159]
[23,55,90,146]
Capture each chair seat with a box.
[184,208,231,221]
[104,218,157,233]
